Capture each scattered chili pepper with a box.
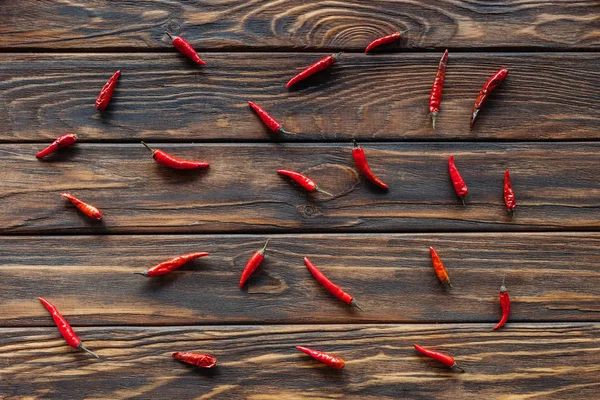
[448,155,468,205]
[493,276,510,330]
[239,239,271,288]
[296,346,345,369]
[172,352,217,368]
[504,169,516,214]
[303,257,362,310]
[364,30,408,53]
[38,297,99,358]
[429,247,452,288]
[35,133,77,159]
[286,53,341,89]
[61,193,103,221]
[429,49,449,129]
[95,70,121,111]
[167,32,206,65]
[134,252,209,277]
[248,101,291,135]
[352,140,389,189]
[277,170,333,197]
[413,344,464,372]
[141,142,209,170]
[470,68,509,130]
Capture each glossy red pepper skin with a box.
[413,344,463,372]
[172,352,217,368]
[429,50,449,129]
[36,133,77,159]
[286,53,341,89]
[248,101,291,134]
[168,33,206,65]
[448,155,468,205]
[135,252,209,277]
[470,68,509,130]
[429,247,452,288]
[95,70,121,110]
[304,257,362,310]
[277,170,333,196]
[493,277,510,330]
[61,193,103,221]
[141,142,209,169]
[352,141,389,189]
[38,297,99,358]
[296,346,345,369]
[239,239,270,288]
[365,32,402,53]
[504,169,516,213]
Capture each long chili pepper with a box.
[134,252,209,277]
[429,49,449,129]
[303,257,363,310]
[504,169,516,214]
[239,239,271,288]
[364,30,408,53]
[141,142,209,170]
[429,247,452,288]
[95,70,121,111]
[172,352,217,368]
[351,140,388,189]
[167,32,206,65]
[277,170,333,197]
[413,344,464,372]
[38,297,99,358]
[35,133,77,159]
[493,276,510,330]
[61,193,103,221]
[286,53,341,89]
[470,68,509,130]
[448,155,468,205]
[296,346,345,369]
[248,101,291,135]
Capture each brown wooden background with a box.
[1,1,599,399]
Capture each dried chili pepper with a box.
[470,68,509,130]
[36,133,77,159]
[239,239,271,288]
[429,49,449,129]
[364,30,408,53]
[172,352,217,368]
[352,140,388,189]
[95,70,121,111]
[61,193,103,221]
[286,53,341,89]
[134,252,209,277]
[277,170,333,197]
[296,346,345,369]
[167,32,206,65]
[429,247,452,288]
[38,297,99,358]
[248,101,291,134]
[493,276,510,330]
[413,344,464,372]
[448,155,468,205]
[304,257,362,310]
[504,169,516,214]
[141,142,209,170]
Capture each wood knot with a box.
[303,163,359,199]
[247,271,289,294]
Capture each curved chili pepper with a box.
[286,53,341,89]
[470,68,509,130]
[38,297,99,358]
[239,239,271,288]
[429,247,452,288]
[303,257,362,310]
[36,133,77,159]
[172,352,217,368]
[61,193,103,221]
[504,169,516,214]
[134,252,209,277]
[429,49,449,129]
[365,30,407,53]
[167,32,206,65]
[95,70,121,111]
[248,101,291,135]
[448,155,468,205]
[413,344,464,372]
[277,169,333,197]
[351,140,388,189]
[141,142,210,170]
[493,276,510,330]
[296,346,345,369]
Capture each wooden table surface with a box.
[1,1,599,399]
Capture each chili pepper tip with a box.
[78,344,100,359]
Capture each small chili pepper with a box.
[167,32,206,65]
[296,346,345,369]
[493,276,510,330]
[239,239,271,288]
[134,252,209,277]
[364,30,408,53]
[429,247,452,288]
[286,53,341,89]
[248,101,292,135]
[304,257,362,310]
[172,352,217,368]
[277,170,333,197]
[352,140,388,189]
[470,68,509,130]
[429,49,449,129]
[38,297,99,358]
[61,193,103,221]
[141,142,209,170]
[448,155,468,205]
[504,169,516,214]
[413,344,464,372]
[95,70,121,111]
[36,133,77,159]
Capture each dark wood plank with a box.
[0,53,598,142]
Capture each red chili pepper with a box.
[303,257,362,310]
[429,247,452,288]
[429,49,449,129]
[61,193,103,221]
[38,297,99,358]
[470,68,509,130]
[35,133,77,159]
[248,101,291,134]
[172,352,217,368]
[141,142,209,170]
[95,70,121,111]
[448,155,468,205]
[286,53,341,89]
[134,252,209,277]
[239,239,271,288]
[352,140,388,189]
[167,32,206,65]
[364,30,408,53]
[296,346,345,369]
[413,344,463,372]
[504,169,516,214]
[493,276,510,330]
[277,170,333,197]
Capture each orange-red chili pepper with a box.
[95,70,121,111]
[504,169,516,214]
[413,344,464,372]
[296,346,345,369]
[429,247,452,288]
[364,30,407,53]
[493,276,510,330]
[38,297,99,358]
[172,352,217,368]
[429,49,449,129]
[239,239,271,288]
[135,252,209,277]
[36,133,77,159]
[448,155,468,205]
[248,101,291,134]
[352,141,389,189]
[142,142,209,170]
[61,193,103,221]
[277,170,333,196]
[167,32,206,65]
[286,53,341,89]
[304,257,362,310]
[470,68,509,130]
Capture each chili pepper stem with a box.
[140,141,155,154]
[316,187,334,197]
[350,299,364,311]
[78,344,100,359]
[447,281,454,288]
[431,112,438,130]
[133,272,148,276]
[259,238,271,254]
[278,128,293,135]
[461,197,466,206]
[452,363,465,373]
[166,32,174,40]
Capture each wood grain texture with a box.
[0,53,598,142]
[0,1,598,50]
[1,233,599,326]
